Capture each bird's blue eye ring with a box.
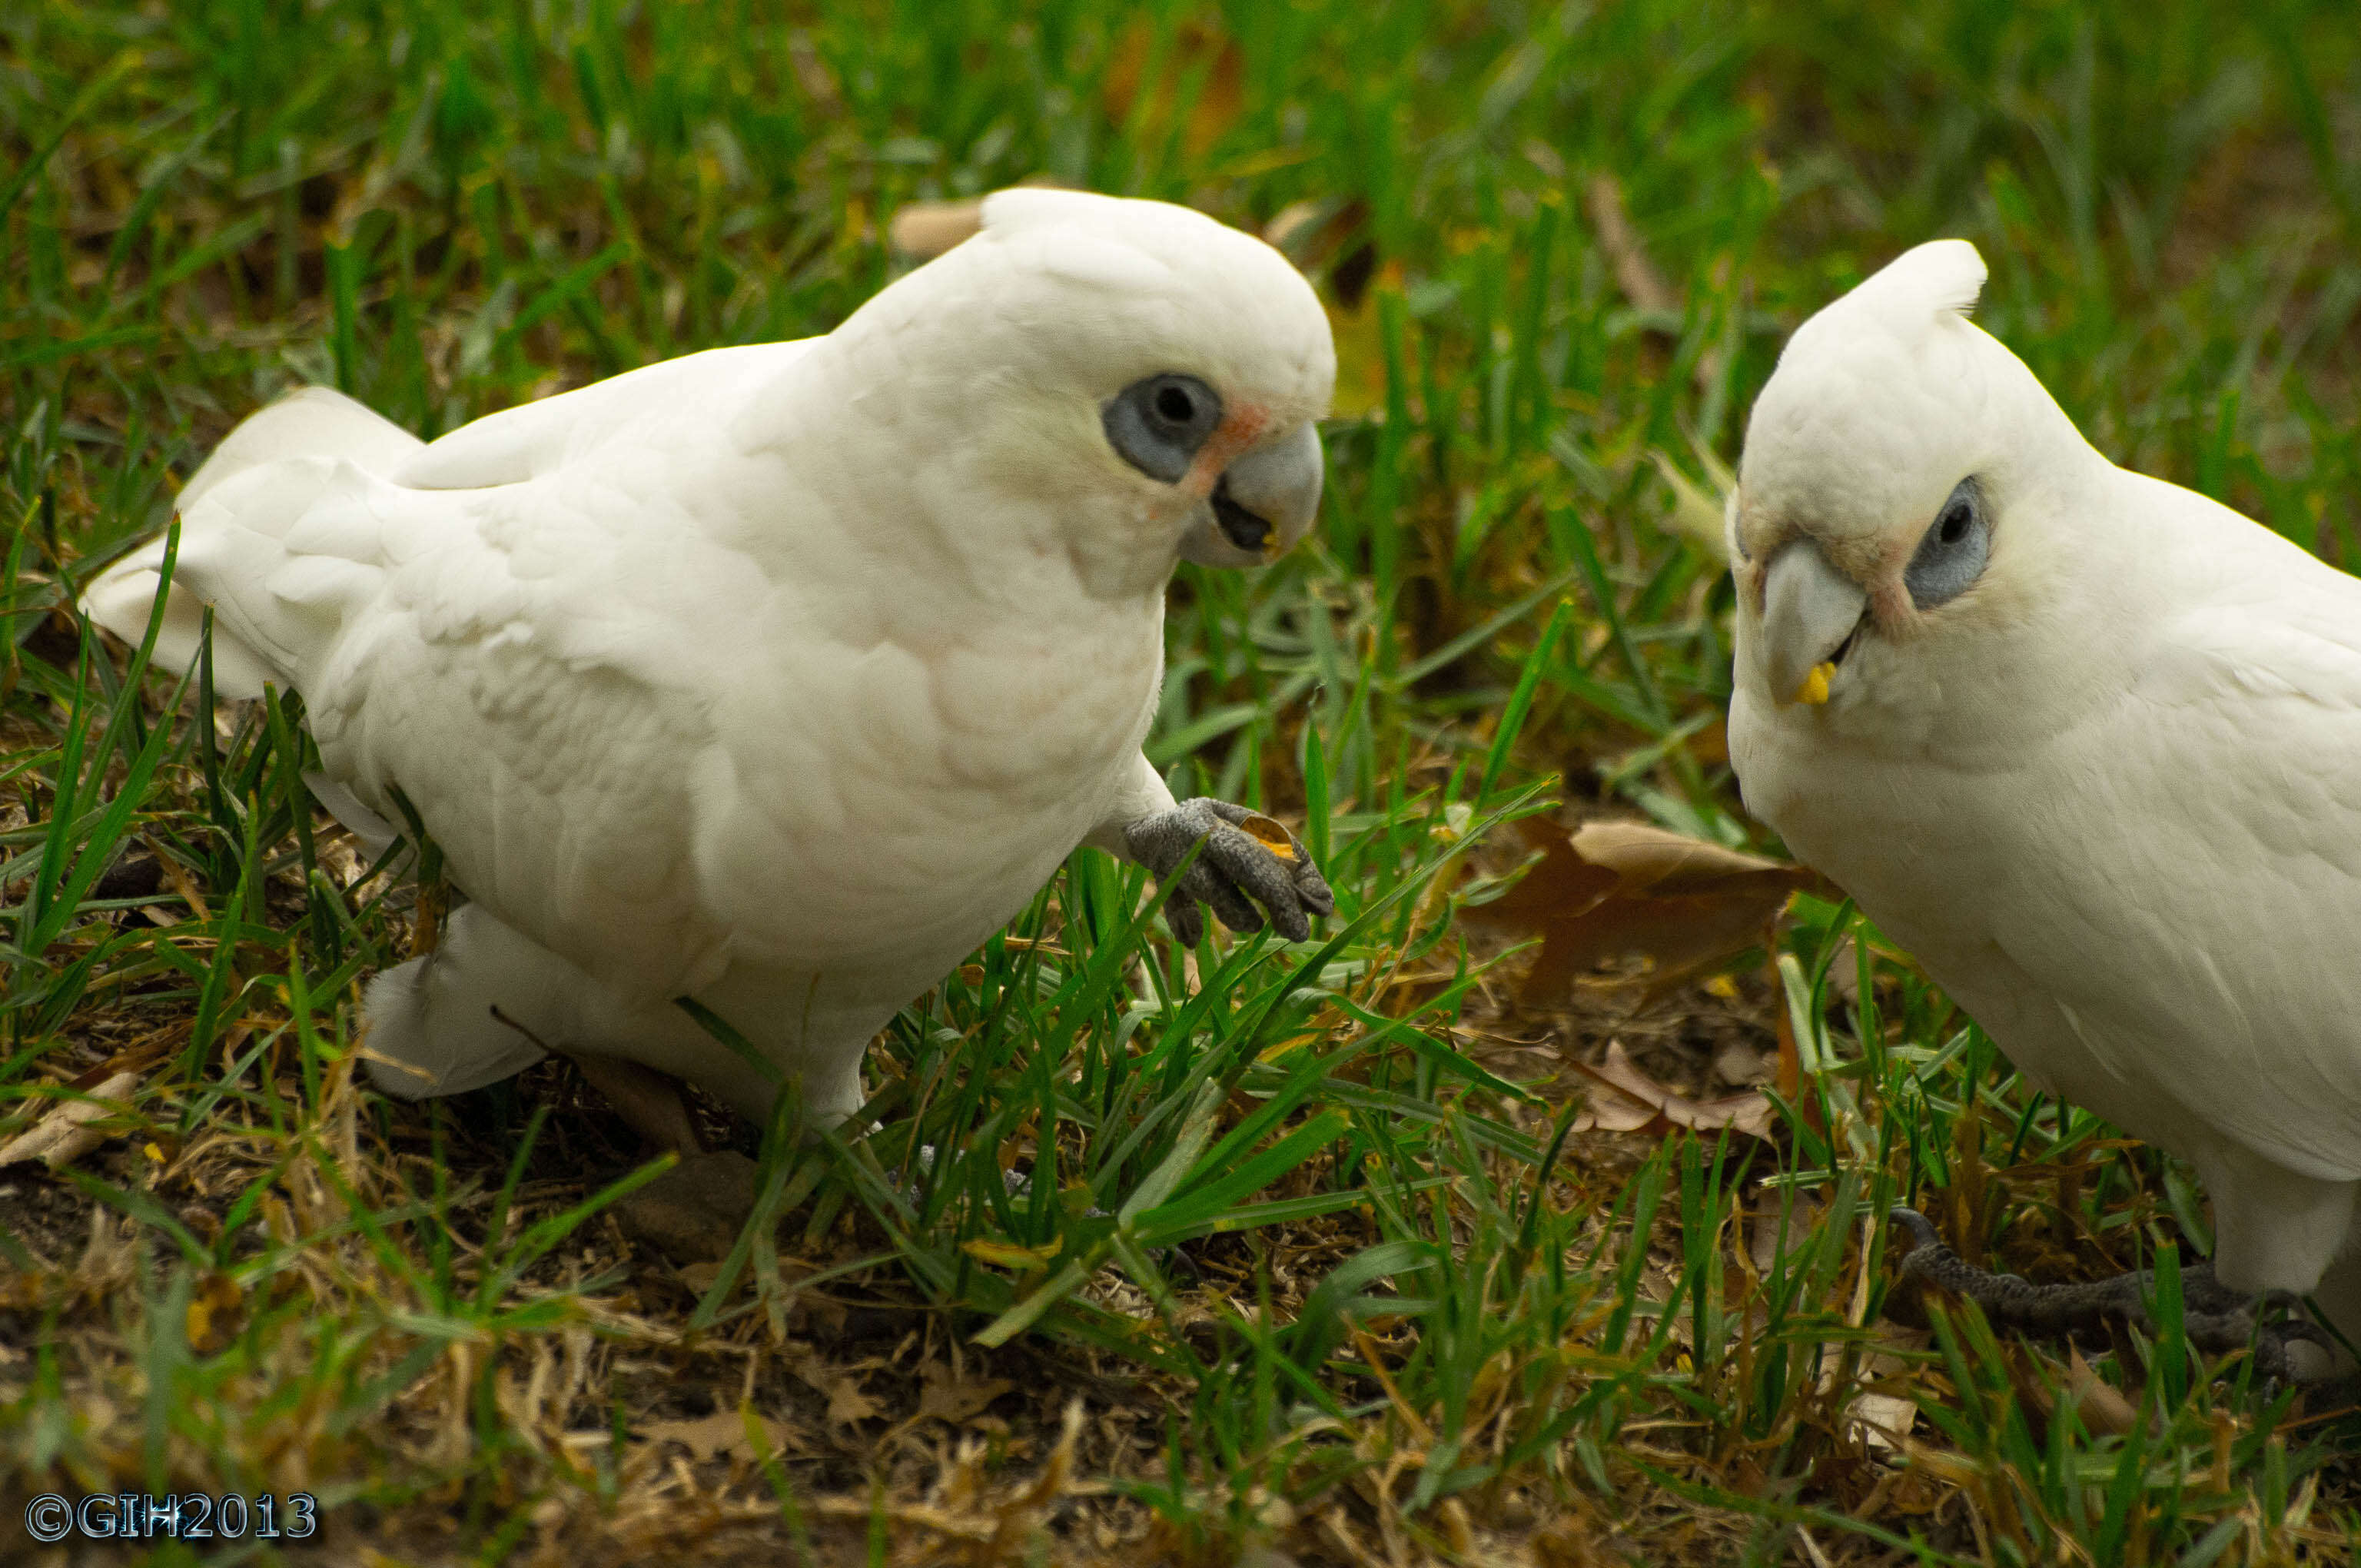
[1105,373,1224,484]
[1904,476,1991,610]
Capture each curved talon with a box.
[1125,797,1333,947]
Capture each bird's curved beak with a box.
[1761,540,1868,706]
[1180,423,1324,566]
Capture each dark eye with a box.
[1904,477,1991,610]
[1104,373,1222,483]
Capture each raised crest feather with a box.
[1841,238,1987,332]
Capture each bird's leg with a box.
[487,1006,762,1264]
[584,1060,762,1267]
[1124,798,1334,947]
[490,1003,703,1155]
[1888,1207,2147,1332]
[1888,1207,2337,1383]
[566,1052,705,1157]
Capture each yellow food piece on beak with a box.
[1793,662,1835,706]
[1260,533,1283,563]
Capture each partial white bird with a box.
[85,188,1336,1135]
[1727,239,2361,1371]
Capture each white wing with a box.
[87,350,819,1000]
[1981,506,2361,1188]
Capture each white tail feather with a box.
[80,387,423,699]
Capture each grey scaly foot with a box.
[1888,1207,2336,1383]
[1124,798,1335,948]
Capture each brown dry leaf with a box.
[888,198,985,259]
[1477,820,1828,1000]
[0,1070,142,1169]
[918,1360,1014,1425]
[1567,1041,1776,1141]
[1714,1040,1775,1088]
[1567,1063,1658,1134]
[2066,1347,2141,1437]
[1748,1190,1823,1277]
[1586,171,1728,391]
[817,1368,882,1429]
[1997,1341,2142,1445]
[642,1405,803,1464]
[1102,18,1243,154]
[1264,197,1380,311]
[1586,174,1677,314]
[1841,1324,1925,1455]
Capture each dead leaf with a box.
[2000,1342,2142,1444]
[0,1071,142,1169]
[1476,820,1829,1000]
[1586,171,1727,390]
[1566,1041,1776,1141]
[1264,198,1379,311]
[1585,174,1676,314]
[918,1360,1014,1424]
[1748,1190,1823,1277]
[1714,1040,1775,1088]
[643,1405,804,1464]
[797,1360,885,1429]
[888,199,985,259]
[2065,1348,2141,1437]
[1102,18,1243,154]
[1567,1070,1659,1134]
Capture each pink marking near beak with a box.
[1868,578,1914,627]
[1183,404,1271,496]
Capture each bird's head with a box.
[832,188,1335,595]
[1728,240,2103,724]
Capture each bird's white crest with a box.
[1735,238,2085,564]
[1805,238,1985,340]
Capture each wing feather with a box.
[1991,553,2361,1184]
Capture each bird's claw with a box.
[1887,1205,2334,1383]
[1124,797,1334,948]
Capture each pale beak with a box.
[1761,540,1868,706]
[1180,423,1324,566]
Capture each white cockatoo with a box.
[1727,239,2360,1370]
[85,189,1336,1136]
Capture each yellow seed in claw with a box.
[1794,662,1835,706]
[1238,812,1298,861]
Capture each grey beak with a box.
[1180,424,1324,566]
[1761,540,1868,706]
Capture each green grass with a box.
[5,1,2360,1562]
